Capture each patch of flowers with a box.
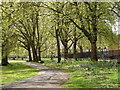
[72,64,97,71]
[52,62,57,64]
[94,64,97,66]
[68,61,73,63]
[81,65,88,67]
[104,63,107,65]
[77,60,81,61]
[75,66,81,68]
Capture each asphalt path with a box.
[1,62,71,88]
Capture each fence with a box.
[67,50,120,61]
[9,56,27,60]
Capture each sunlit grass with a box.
[8,59,26,63]
[2,60,38,85]
[32,58,119,88]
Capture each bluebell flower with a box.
[52,62,57,64]
[80,65,84,67]
[76,66,80,68]
[63,61,67,63]
[68,61,73,63]
[81,65,88,67]
[86,65,88,67]
[94,64,97,66]
[90,65,93,69]
[104,64,106,65]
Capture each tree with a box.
[45,2,118,61]
[68,2,117,61]
[45,2,64,63]
[1,2,18,66]
[12,2,49,62]
[59,19,73,60]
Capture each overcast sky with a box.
[112,20,119,35]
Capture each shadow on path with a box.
[1,62,71,88]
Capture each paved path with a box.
[1,62,71,88]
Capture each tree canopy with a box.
[1,2,119,66]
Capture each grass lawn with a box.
[32,58,119,88]
[1,60,38,85]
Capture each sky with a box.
[112,21,119,35]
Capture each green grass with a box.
[32,58,119,88]
[2,60,38,85]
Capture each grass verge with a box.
[32,58,119,88]
[2,60,38,85]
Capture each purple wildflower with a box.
[80,65,84,67]
[90,65,93,69]
[94,64,97,66]
[68,61,73,63]
[52,62,57,64]
[63,61,67,63]
[104,64,106,65]
[76,66,80,68]
[81,65,88,67]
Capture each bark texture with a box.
[91,42,97,61]
[56,29,61,63]
[28,47,32,62]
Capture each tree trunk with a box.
[88,49,91,53]
[50,52,53,60]
[32,17,38,62]
[31,43,38,62]
[73,27,77,60]
[38,47,41,61]
[32,48,36,62]
[28,47,32,62]
[91,42,98,61]
[56,29,61,63]
[2,48,9,66]
[34,49,38,62]
[64,46,68,60]
[91,3,98,61]
[2,56,9,66]
[79,46,83,53]
[36,12,41,62]
[73,40,77,60]
[50,52,54,60]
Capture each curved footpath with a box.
[1,62,71,88]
